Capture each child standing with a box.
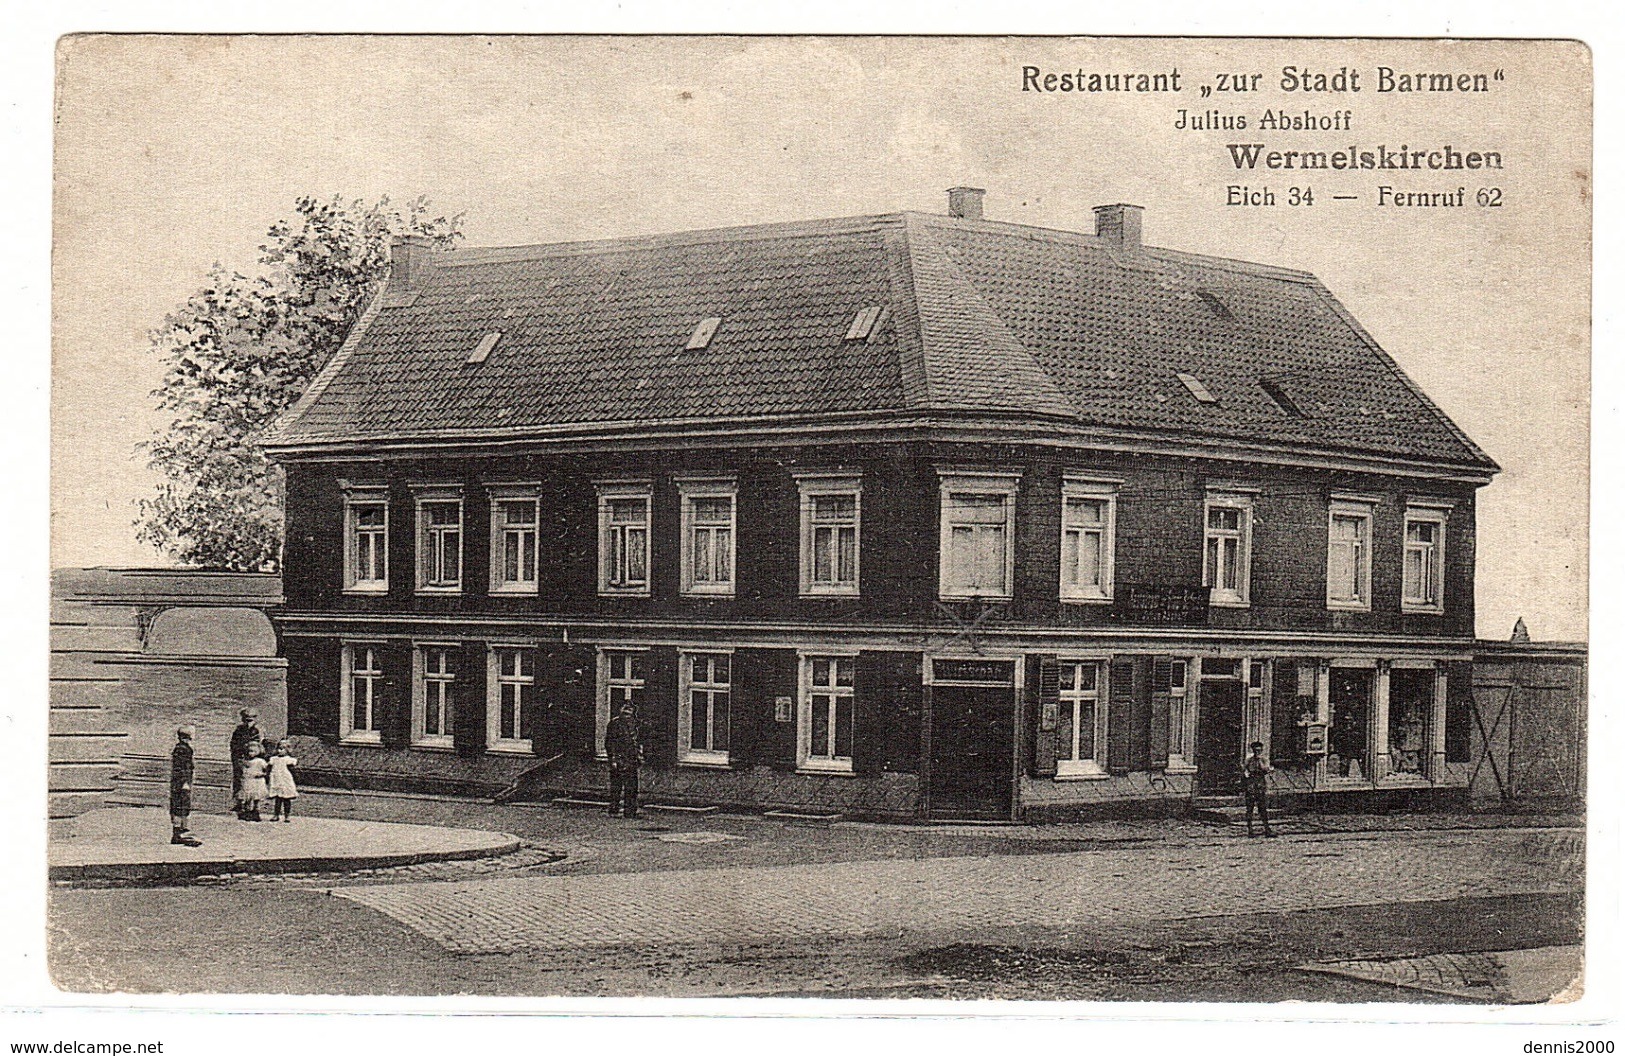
[169,725,202,846]
[266,739,299,822]
[238,741,269,822]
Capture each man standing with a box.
[605,702,643,818]
[229,708,262,819]
[170,725,203,846]
[1242,740,1275,838]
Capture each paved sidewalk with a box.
[334,827,1578,955]
[49,807,521,881]
[1304,945,1584,1004]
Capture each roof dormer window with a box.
[1194,289,1236,321]
[845,306,884,341]
[686,317,723,350]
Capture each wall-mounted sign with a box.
[933,659,1015,685]
[774,695,793,723]
[1302,722,1329,755]
[1039,699,1058,732]
[1114,584,1211,626]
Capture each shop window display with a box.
[1327,667,1372,780]
[1387,668,1434,777]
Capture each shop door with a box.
[1196,679,1245,795]
[929,681,1015,820]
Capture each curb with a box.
[48,834,524,883]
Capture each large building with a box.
[263,190,1499,821]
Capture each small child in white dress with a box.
[266,739,298,822]
[239,742,269,822]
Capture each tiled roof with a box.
[266,211,1495,472]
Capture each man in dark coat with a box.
[604,702,643,818]
[230,708,262,819]
[1242,740,1275,838]
[170,725,202,846]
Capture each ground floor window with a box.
[1055,660,1107,778]
[1387,667,1435,777]
[1327,667,1372,780]
[799,654,855,773]
[341,642,383,744]
[413,644,457,748]
[486,646,534,753]
[679,651,732,765]
[595,648,646,759]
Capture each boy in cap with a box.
[170,725,203,846]
[1242,740,1275,838]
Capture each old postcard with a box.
[38,31,1593,1035]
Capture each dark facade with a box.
[267,195,1499,820]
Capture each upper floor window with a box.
[938,470,1020,601]
[1327,496,1376,611]
[796,472,861,597]
[1060,477,1118,603]
[1403,503,1450,614]
[342,483,389,594]
[489,487,540,595]
[413,487,463,594]
[486,646,533,753]
[678,651,732,765]
[596,481,651,596]
[1203,488,1254,607]
[678,477,736,597]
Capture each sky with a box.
[50,35,1591,641]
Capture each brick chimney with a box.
[1093,203,1144,250]
[946,186,986,221]
[390,234,436,292]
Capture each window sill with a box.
[797,761,856,777]
[680,588,736,599]
[487,741,534,756]
[1326,600,1372,613]
[1378,773,1432,788]
[343,584,390,596]
[1054,764,1111,782]
[1060,593,1113,606]
[1208,597,1250,609]
[800,587,861,599]
[490,585,540,597]
[598,587,651,598]
[1402,605,1445,616]
[411,739,455,752]
[415,587,464,597]
[340,733,383,747]
[678,754,731,769]
[1163,764,1198,776]
[939,593,1013,604]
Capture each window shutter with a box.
[640,646,679,766]
[1107,658,1135,773]
[727,649,761,770]
[886,652,924,774]
[852,651,889,777]
[285,636,338,740]
[379,640,414,749]
[1128,656,1153,771]
[1269,659,1300,765]
[1029,655,1059,777]
[455,641,487,757]
[756,649,799,771]
[1149,658,1173,770]
[1445,659,1473,763]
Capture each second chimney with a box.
[1093,203,1144,250]
[947,186,986,221]
[391,233,436,292]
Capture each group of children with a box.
[235,738,299,822]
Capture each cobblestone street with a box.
[333,827,1578,955]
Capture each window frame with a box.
[412,486,464,595]
[488,485,541,596]
[595,481,653,597]
[1059,476,1119,604]
[677,476,738,598]
[677,649,734,766]
[797,650,858,774]
[1054,658,1110,779]
[339,641,385,745]
[1326,496,1377,612]
[341,483,389,595]
[1203,488,1255,608]
[411,642,458,749]
[1402,503,1450,614]
[795,471,862,598]
[594,646,647,760]
[937,469,1020,602]
[485,644,534,754]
